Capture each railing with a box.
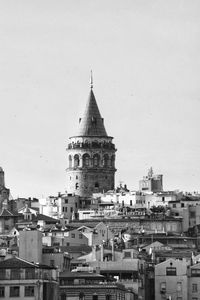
[68,142,115,150]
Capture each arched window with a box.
[111,155,115,167]
[69,155,72,168]
[79,292,85,300]
[93,294,98,300]
[74,154,80,168]
[83,154,90,167]
[60,293,66,300]
[103,154,109,167]
[93,154,100,167]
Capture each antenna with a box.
[90,70,93,89]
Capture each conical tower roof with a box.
[77,89,107,137]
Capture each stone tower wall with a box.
[66,137,116,196]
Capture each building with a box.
[139,168,163,193]
[0,167,10,212]
[66,79,117,197]
[154,258,188,300]
[59,270,127,300]
[0,256,58,300]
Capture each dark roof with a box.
[0,208,17,217]
[59,271,105,279]
[60,245,92,254]
[76,89,107,137]
[0,257,54,269]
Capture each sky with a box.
[0,0,200,198]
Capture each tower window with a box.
[74,155,80,168]
[83,154,90,167]
[75,183,79,189]
[69,155,72,168]
[93,154,100,167]
[103,154,109,167]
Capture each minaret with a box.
[0,167,10,211]
[66,75,117,197]
[0,167,5,187]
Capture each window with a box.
[106,295,111,300]
[79,234,83,239]
[65,199,68,204]
[71,233,75,238]
[74,155,80,167]
[166,267,177,276]
[160,282,166,293]
[65,207,68,212]
[192,269,200,276]
[0,287,5,298]
[173,204,176,208]
[181,203,184,207]
[177,282,182,292]
[10,286,20,297]
[93,155,100,167]
[50,260,55,267]
[190,212,196,218]
[11,269,20,279]
[70,207,73,213]
[25,268,35,279]
[62,207,65,212]
[61,293,66,300]
[130,200,132,206]
[124,251,131,258]
[24,286,34,297]
[79,292,85,300]
[192,284,198,292]
[93,295,98,300]
[0,269,6,280]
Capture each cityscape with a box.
[0,83,200,300]
[0,1,199,300]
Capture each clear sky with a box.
[0,0,199,198]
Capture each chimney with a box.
[100,244,104,262]
[111,239,115,261]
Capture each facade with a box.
[78,222,114,246]
[0,256,58,300]
[59,271,127,300]
[19,230,43,264]
[39,194,80,222]
[139,168,163,193]
[155,258,188,300]
[66,83,117,197]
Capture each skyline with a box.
[0,0,199,198]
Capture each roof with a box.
[60,245,92,254]
[76,89,108,137]
[0,256,54,269]
[0,208,17,217]
[59,271,105,279]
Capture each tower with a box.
[66,77,117,197]
[0,167,10,211]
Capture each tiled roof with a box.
[59,271,104,279]
[76,89,107,137]
[0,208,16,217]
[60,245,92,254]
[0,256,54,269]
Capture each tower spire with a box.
[90,70,93,89]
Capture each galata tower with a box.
[66,77,117,197]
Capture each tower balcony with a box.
[67,141,116,151]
